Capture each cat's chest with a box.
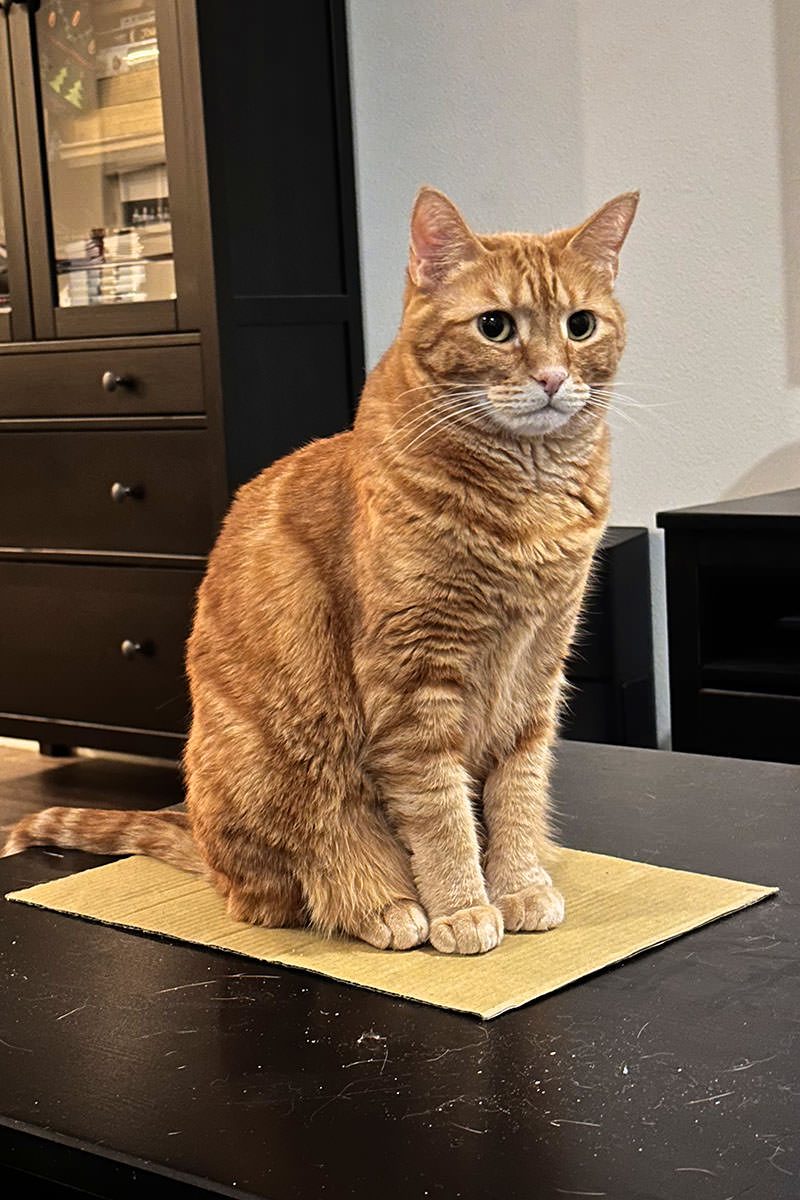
[462,604,564,769]
[459,529,598,768]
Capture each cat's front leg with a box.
[482,724,565,933]
[370,686,503,954]
[391,759,504,955]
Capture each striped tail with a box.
[1,807,206,874]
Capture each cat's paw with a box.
[357,900,430,950]
[429,904,503,955]
[495,884,565,932]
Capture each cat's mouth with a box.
[482,382,590,437]
[491,397,587,437]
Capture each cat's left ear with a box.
[409,187,485,288]
[566,191,639,281]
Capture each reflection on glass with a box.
[36,1,175,307]
[0,186,9,313]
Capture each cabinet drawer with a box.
[0,430,215,555]
[0,563,201,734]
[0,343,203,418]
[694,688,800,764]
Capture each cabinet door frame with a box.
[0,10,33,342]
[6,0,203,340]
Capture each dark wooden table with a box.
[1,741,797,1199]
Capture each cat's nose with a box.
[535,368,568,397]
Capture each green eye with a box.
[567,310,596,340]
[478,311,516,343]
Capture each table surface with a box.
[1,741,797,1200]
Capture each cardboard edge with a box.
[4,891,490,1020]
[479,884,780,1019]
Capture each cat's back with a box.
[190,430,357,656]
[212,429,353,555]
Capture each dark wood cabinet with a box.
[561,527,658,748]
[657,488,800,763]
[0,0,364,758]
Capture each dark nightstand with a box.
[657,487,800,763]
[561,526,657,748]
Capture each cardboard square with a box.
[5,849,776,1019]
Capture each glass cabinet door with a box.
[0,13,33,343]
[0,189,9,322]
[35,1,175,314]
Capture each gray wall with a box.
[347,0,800,743]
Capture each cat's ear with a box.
[409,187,484,288]
[565,191,639,281]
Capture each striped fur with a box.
[2,809,204,873]
[2,188,637,954]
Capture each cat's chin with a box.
[492,403,581,438]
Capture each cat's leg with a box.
[194,825,308,928]
[187,694,427,949]
[481,716,565,933]
[224,869,307,928]
[185,719,309,929]
[369,687,503,955]
[299,805,429,950]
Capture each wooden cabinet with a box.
[0,0,364,758]
[657,488,800,763]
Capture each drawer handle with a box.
[110,481,143,503]
[102,370,132,393]
[120,639,152,659]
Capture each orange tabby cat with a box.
[3,187,638,954]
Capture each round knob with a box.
[120,639,143,659]
[110,482,142,503]
[102,370,131,393]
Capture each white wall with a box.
[347,0,800,743]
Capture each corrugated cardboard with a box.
[6,849,777,1019]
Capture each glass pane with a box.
[0,185,9,313]
[36,1,175,308]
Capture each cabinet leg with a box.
[39,743,73,758]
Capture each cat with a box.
[2,186,638,955]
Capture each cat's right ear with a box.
[564,192,639,281]
[409,187,484,288]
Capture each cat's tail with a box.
[0,808,206,874]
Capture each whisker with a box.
[402,397,490,447]
[400,398,490,456]
[388,379,487,406]
[594,396,682,412]
[592,396,681,415]
[382,394,490,455]
[407,405,492,457]
[599,382,668,389]
[389,386,483,427]
[591,389,677,410]
[592,382,687,409]
[588,396,642,430]
[590,389,682,432]
[376,388,490,449]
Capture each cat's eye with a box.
[478,311,516,343]
[566,310,597,341]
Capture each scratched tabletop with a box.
[0,740,797,1199]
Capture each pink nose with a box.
[535,368,568,397]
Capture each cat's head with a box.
[401,188,638,438]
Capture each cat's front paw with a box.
[429,904,503,955]
[357,900,430,950]
[495,884,565,932]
